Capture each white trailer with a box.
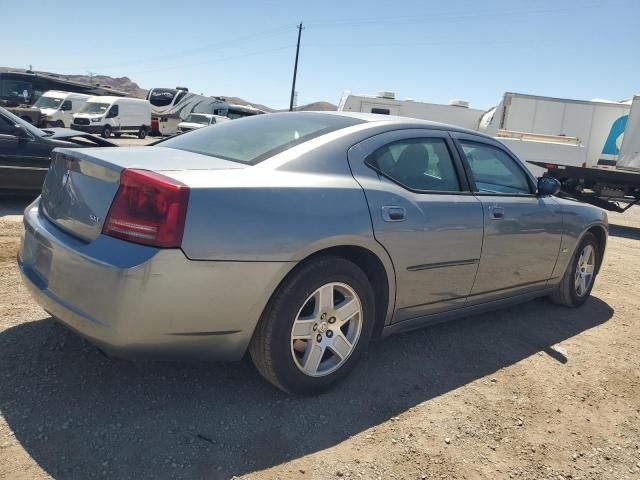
[480,92,633,170]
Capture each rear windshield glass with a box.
[161,112,364,164]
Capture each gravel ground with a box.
[0,201,638,480]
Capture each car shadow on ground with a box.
[609,224,640,241]
[0,196,34,219]
[0,297,613,479]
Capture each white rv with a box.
[147,87,229,136]
[72,96,151,138]
[33,90,91,128]
[338,91,485,130]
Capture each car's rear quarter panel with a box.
[178,170,377,262]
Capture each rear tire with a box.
[250,256,375,395]
[101,125,112,138]
[549,232,599,307]
[138,127,147,139]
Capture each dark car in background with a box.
[0,106,116,194]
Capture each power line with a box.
[54,25,294,72]
[305,2,616,28]
[128,44,295,75]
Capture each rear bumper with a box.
[18,199,294,361]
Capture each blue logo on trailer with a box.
[601,115,628,155]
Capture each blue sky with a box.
[4,0,639,110]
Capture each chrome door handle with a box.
[489,206,504,219]
[382,206,406,222]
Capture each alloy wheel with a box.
[574,244,595,297]
[290,282,362,377]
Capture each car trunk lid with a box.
[41,146,246,242]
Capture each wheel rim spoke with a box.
[329,333,352,360]
[315,284,334,315]
[303,344,324,375]
[291,320,315,340]
[335,297,359,326]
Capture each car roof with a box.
[290,110,491,139]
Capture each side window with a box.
[371,108,390,115]
[365,138,460,192]
[459,141,531,194]
[0,115,15,135]
[109,105,119,116]
[61,100,72,111]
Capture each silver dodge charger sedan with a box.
[18,112,608,394]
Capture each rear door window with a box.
[365,138,461,192]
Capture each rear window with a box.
[161,112,364,164]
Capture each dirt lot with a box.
[0,201,638,480]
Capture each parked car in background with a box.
[177,113,228,133]
[72,96,151,139]
[18,112,607,394]
[34,91,92,128]
[0,106,116,194]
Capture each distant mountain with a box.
[0,67,148,98]
[1,67,337,111]
[293,101,337,112]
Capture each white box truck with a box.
[72,96,151,138]
[33,91,92,128]
[532,95,640,212]
[479,92,633,170]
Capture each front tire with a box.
[550,232,599,307]
[101,125,112,138]
[250,257,375,395]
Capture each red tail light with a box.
[103,169,189,248]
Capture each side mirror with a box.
[14,124,31,140]
[60,104,71,111]
[537,176,561,196]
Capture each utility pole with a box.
[88,71,95,85]
[289,22,303,112]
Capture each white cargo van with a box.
[72,96,151,138]
[33,90,92,128]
